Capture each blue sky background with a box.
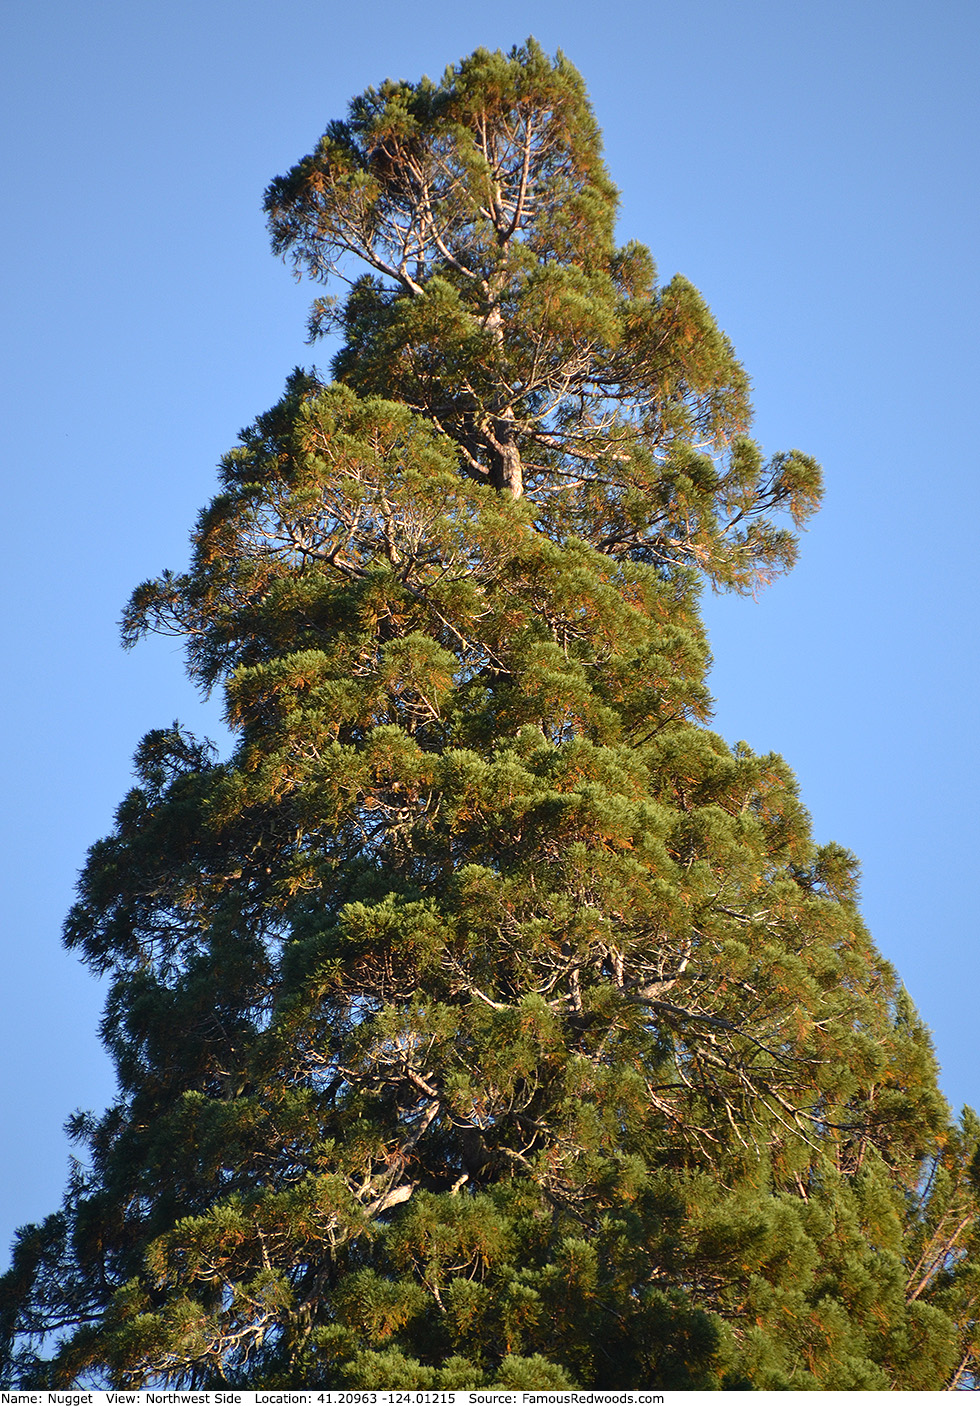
[2,0,977,1258]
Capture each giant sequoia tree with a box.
[3,41,979,1390]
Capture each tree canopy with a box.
[2,40,978,1391]
[265,40,820,592]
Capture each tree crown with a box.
[2,39,977,1395]
[265,40,822,592]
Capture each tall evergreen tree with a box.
[3,41,978,1390]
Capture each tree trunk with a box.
[491,437,523,499]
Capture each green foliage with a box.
[265,39,820,591]
[3,39,978,1392]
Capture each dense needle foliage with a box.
[3,41,979,1390]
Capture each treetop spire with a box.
[265,40,821,592]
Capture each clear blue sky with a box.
[2,0,978,1258]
